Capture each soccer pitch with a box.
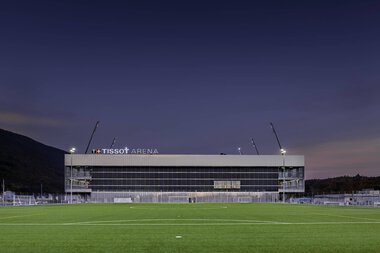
[0,203,379,253]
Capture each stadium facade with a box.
[64,154,304,203]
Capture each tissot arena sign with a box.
[92,147,159,155]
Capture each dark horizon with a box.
[1,0,379,179]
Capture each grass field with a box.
[0,203,380,253]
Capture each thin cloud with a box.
[293,137,380,179]
[0,111,66,127]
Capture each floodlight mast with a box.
[85,121,100,154]
[2,179,4,206]
[270,122,286,203]
[69,147,76,204]
[110,137,117,149]
[251,138,260,155]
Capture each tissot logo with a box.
[92,147,159,155]
[92,148,129,154]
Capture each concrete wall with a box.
[65,154,304,167]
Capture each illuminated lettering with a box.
[92,147,158,155]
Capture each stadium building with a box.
[64,153,304,203]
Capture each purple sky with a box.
[1,0,379,179]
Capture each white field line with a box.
[312,213,380,222]
[64,218,280,225]
[0,214,41,220]
[1,221,380,226]
[129,206,228,210]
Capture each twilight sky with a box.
[1,0,379,179]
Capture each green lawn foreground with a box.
[0,203,379,253]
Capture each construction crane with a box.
[269,122,286,203]
[85,121,100,154]
[110,137,117,149]
[250,138,260,155]
[270,122,285,154]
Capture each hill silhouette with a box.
[305,175,380,195]
[0,128,65,193]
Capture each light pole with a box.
[69,147,76,204]
[238,147,242,155]
[280,148,286,203]
[2,179,4,206]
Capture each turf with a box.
[0,203,379,253]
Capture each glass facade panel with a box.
[85,166,286,192]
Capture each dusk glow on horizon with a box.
[1,0,379,179]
